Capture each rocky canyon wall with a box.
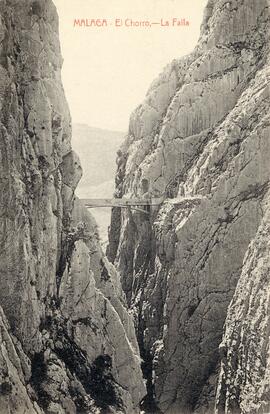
[0,1,145,413]
[108,1,270,413]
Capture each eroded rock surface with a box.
[108,1,270,413]
[215,192,270,414]
[0,0,145,412]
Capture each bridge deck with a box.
[81,195,204,209]
[81,197,163,208]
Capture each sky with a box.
[53,0,207,131]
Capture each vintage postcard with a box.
[0,1,269,413]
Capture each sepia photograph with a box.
[0,0,269,413]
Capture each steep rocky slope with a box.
[0,0,145,413]
[108,1,270,413]
[215,192,270,413]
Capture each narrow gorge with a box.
[0,0,270,414]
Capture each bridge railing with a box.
[81,197,164,208]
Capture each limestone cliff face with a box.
[215,192,270,414]
[108,1,270,413]
[0,0,145,413]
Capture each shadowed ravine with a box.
[0,0,270,413]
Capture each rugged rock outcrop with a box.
[0,0,145,412]
[108,1,270,413]
[215,193,270,414]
